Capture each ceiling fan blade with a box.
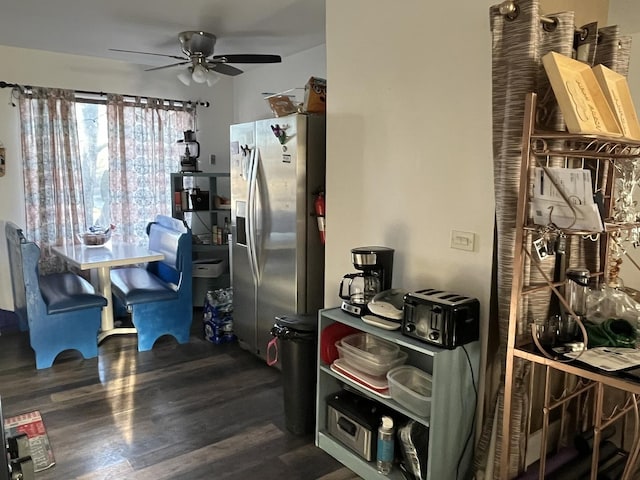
[109,48,186,61]
[208,63,244,76]
[144,61,191,72]
[212,54,282,64]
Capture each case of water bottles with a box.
[203,288,236,344]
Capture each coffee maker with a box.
[179,130,201,173]
[339,246,394,316]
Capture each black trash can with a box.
[270,314,318,435]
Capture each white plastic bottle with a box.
[377,415,394,475]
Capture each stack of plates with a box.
[331,359,391,397]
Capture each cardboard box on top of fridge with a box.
[303,77,326,113]
[266,95,298,117]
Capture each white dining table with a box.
[52,242,165,343]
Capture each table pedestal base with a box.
[98,327,137,344]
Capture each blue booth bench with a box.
[5,222,107,369]
[110,215,193,351]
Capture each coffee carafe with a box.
[339,246,394,317]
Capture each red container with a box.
[320,322,358,365]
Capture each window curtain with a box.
[106,95,194,244]
[474,2,632,479]
[18,87,86,274]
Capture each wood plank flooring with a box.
[0,313,360,479]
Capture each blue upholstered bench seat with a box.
[111,268,179,305]
[6,221,107,369]
[39,273,107,314]
[109,215,192,352]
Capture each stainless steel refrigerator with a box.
[230,114,326,361]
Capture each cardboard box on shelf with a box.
[303,77,326,113]
[266,95,298,117]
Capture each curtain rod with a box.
[497,1,595,36]
[0,81,210,108]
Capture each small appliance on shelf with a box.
[402,288,479,349]
[361,288,406,330]
[326,390,386,462]
[339,246,394,317]
[179,129,201,173]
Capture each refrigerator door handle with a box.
[247,147,260,284]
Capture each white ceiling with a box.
[0,0,326,69]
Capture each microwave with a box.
[402,289,479,349]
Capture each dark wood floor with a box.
[0,313,359,480]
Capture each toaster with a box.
[402,289,479,349]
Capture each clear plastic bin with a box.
[339,332,400,362]
[336,341,407,377]
[387,365,433,417]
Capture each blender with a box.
[339,246,394,316]
[179,130,201,172]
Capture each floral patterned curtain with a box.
[18,88,86,273]
[18,89,196,266]
[107,95,194,244]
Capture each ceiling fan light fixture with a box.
[177,70,192,86]
[206,71,221,87]
[112,31,280,82]
[192,64,208,84]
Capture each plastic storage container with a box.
[192,257,228,278]
[387,366,433,417]
[340,333,400,361]
[336,341,408,377]
[319,323,359,365]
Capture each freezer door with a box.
[253,115,310,359]
[230,122,258,353]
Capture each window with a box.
[19,87,196,263]
[76,102,109,227]
[75,96,195,241]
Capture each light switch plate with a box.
[451,230,475,251]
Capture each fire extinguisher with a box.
[314,191,326,245]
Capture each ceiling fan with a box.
[109,31,282,86]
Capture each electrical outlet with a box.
[451,230,476,251]
[210,154,216,165]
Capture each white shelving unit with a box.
[316,308,480,479]
[171,172,231,305]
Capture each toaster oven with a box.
[326,390,384,461]
[402,289,479,349]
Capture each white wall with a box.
[609,0,640,33]
[233,44,326,123]
[540,0,609,25]
[0,45,233,310]
[324,0,495,309]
